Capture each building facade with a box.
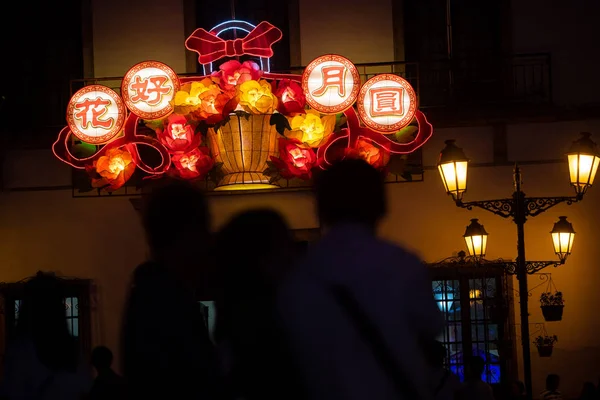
[1,0,599,396]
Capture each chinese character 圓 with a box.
[312,65,347,97]
[74,97,114,129]
[129,75,172,106]
[369,87,404,118]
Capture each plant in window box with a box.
[533,335,558,357]
[540,291,564,322]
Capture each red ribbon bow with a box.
[185,21,283,65]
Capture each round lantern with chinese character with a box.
[66,85,125,145]
[121,61,180,120]
[357,74,417,134]
[302,54,360,114]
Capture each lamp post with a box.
[437,132,599,400]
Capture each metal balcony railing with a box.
[67,53,551,110]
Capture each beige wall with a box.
[511,0,600,106]
[298,0,395,65]
[5,120,600,397]
[91,0,187,77]
[2,0,599,397]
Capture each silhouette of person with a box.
[89,346,126,400]
[214,208,304,400]
[509,380,526,400]
[578,382,596,400]
[0,272,91,400]
[277,159,444,400]
[426,341,461,400]
[122,180,221,400]
[540,374,563,400]
[455,356,495,400]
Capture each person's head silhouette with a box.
[214,209,294,342]
[91,345,114,373]
[216,208,294,286]
[142,180,210,280]
[465,355,485,381]
[546,374,560,391]
[425,341,447,368]
[315,159,386,232]
[17,272,77,372]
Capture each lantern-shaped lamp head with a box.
[438,140,469,201]
[551,216,575,263]
[567,132,600,197]
[463,218,488,259]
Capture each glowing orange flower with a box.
[158,114,201,153]
[270,137,316,180]
[344,139,390,169]
[192,86,236,124]
[90,147,136,192]
[171,147,214,179]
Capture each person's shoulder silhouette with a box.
[90,346,125,400]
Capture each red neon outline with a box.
[356,73,417,133]
[302,54,360,114]
[317,107,433,168]
[66,85,125,145]
[121,61,180,119]
[53,112,171,175]
[185,21,283,65]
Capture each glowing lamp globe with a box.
[463,218,488,259]
[438,140,469,201]
[567,132,600,196]
[551,216,575,263]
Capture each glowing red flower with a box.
[344,139,390,169]
[273,79,306,116]
[87,147,136,192]
[270,137,316,180]
[171,147,214,179]
[213,60,262,91]
[158,114,201,153]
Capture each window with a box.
[431,266,514,386]
[14,296,80,337]
[0,276,92,368]
[194,0,291,72]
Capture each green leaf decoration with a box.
[386,154,407,175]
[71,142,97,158]
[268,174,281,184]
[207,162,225,184]
[394,125,418,142]
[195,121,210,136]
[234,110,251,120]
[269,113,291,136]
[212,114,232,133]
[144,118,166,132]
[401,171,413,182]
[335,113,347,129]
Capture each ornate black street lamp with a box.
[437,132,599,400]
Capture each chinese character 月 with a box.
[74,97,114,129]
[312,65,347,97]
[369,87,404,117]
[130,75,172,106]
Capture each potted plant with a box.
[540,291,564,321]
[533,335,558,357]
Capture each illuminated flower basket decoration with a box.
[53,20,434,193]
